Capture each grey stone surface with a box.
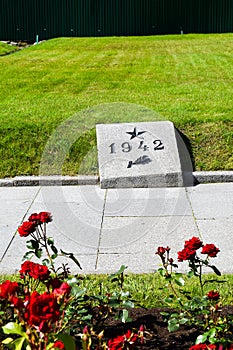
[196,218,233,274]
[193,171,233,184]
[0,172,232,188]
[98,216,199,254]
[12,175,99,186]
[0,179,14,186]
[187,183,233,219]
[96,121,193,188]
[0,187,39,259]
[104,187,192,216]
[29,186,105,253]
[0,183,233,274]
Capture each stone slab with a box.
[196,218,233,274]
[187,183,233,219]
[98,216,199,254]
[96,121,193,188]
[105,187,192,217]
[0,187,39,259]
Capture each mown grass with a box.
[0,42,19,56]
[1,272,233,308]
[0,34,232,177]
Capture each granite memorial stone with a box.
[96,121,193,188]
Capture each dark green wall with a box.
[1,0,233,41]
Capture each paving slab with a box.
[0,183,233,275]
[96,252,190,274]
[17,186,105,256]
[187,183,233,219]
[98,216,199,254]
[105,187,192,216]
[196,218,233,274]
[29,202,104,254]
[0,187,39,259]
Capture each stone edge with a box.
[0,171,232,187]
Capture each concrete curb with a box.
[0,175,99,187]
[0,171,232,187]
[193,171,233,184]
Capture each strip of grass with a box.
[1,273,233,308]
[0,34,232,177]
[0,42,19,56]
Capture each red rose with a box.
[108,330,138,350]
[19,260,32,276]
[178,247,196,262]
[28,213,40,222]
[24,291,60,331]
[0,280,19,299]
[38,212,52,223]
[53,282,71,297]
[184,237,203,250]
[53,340,65,349]
[18,221,36,237]
[9,296,24,308]
[207,290,220,301]
[108,334,125,350]
[155,246,170,256]
[48,278,63,290]
[20,261,50,281]
[189,345,217,350]
[201,244,220,257]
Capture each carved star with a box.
[126,127,146,139]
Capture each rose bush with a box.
[0,211,143,350]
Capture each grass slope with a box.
[0,34,232,177]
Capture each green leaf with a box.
[51,253,58,259]
[208,328,216,339]
[187,270,195,278]
[60,250,82,270]
[179,317,189,325]
[51,245,58,254]
[168,318,180,332]
[26,239,39,250]
[121,309,130,323]
[109,265,127,280]
[196,333,208,344]
[56,334,76,350]
[164,297,173,304]
[122,300,134,308]
[2,322,26,336]
[47,237,54,246]
[2,337,14,344]
[174,276,185,286]
[12,337,26,350]
[22,251,34,261]
[209,264,222,276]
[35,248,42,258]
[42,258,50,266]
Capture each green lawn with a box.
[0,42,19,56]
[1,272,233,308]
[0,34,232,177]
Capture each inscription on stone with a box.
[96,121,193,188]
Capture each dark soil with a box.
[91,306,233,350]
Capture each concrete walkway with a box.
[0,183,232,275]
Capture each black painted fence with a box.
[0,0,233,41]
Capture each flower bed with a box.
[0,212,232,349]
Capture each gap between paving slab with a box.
[0,171,233,187]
